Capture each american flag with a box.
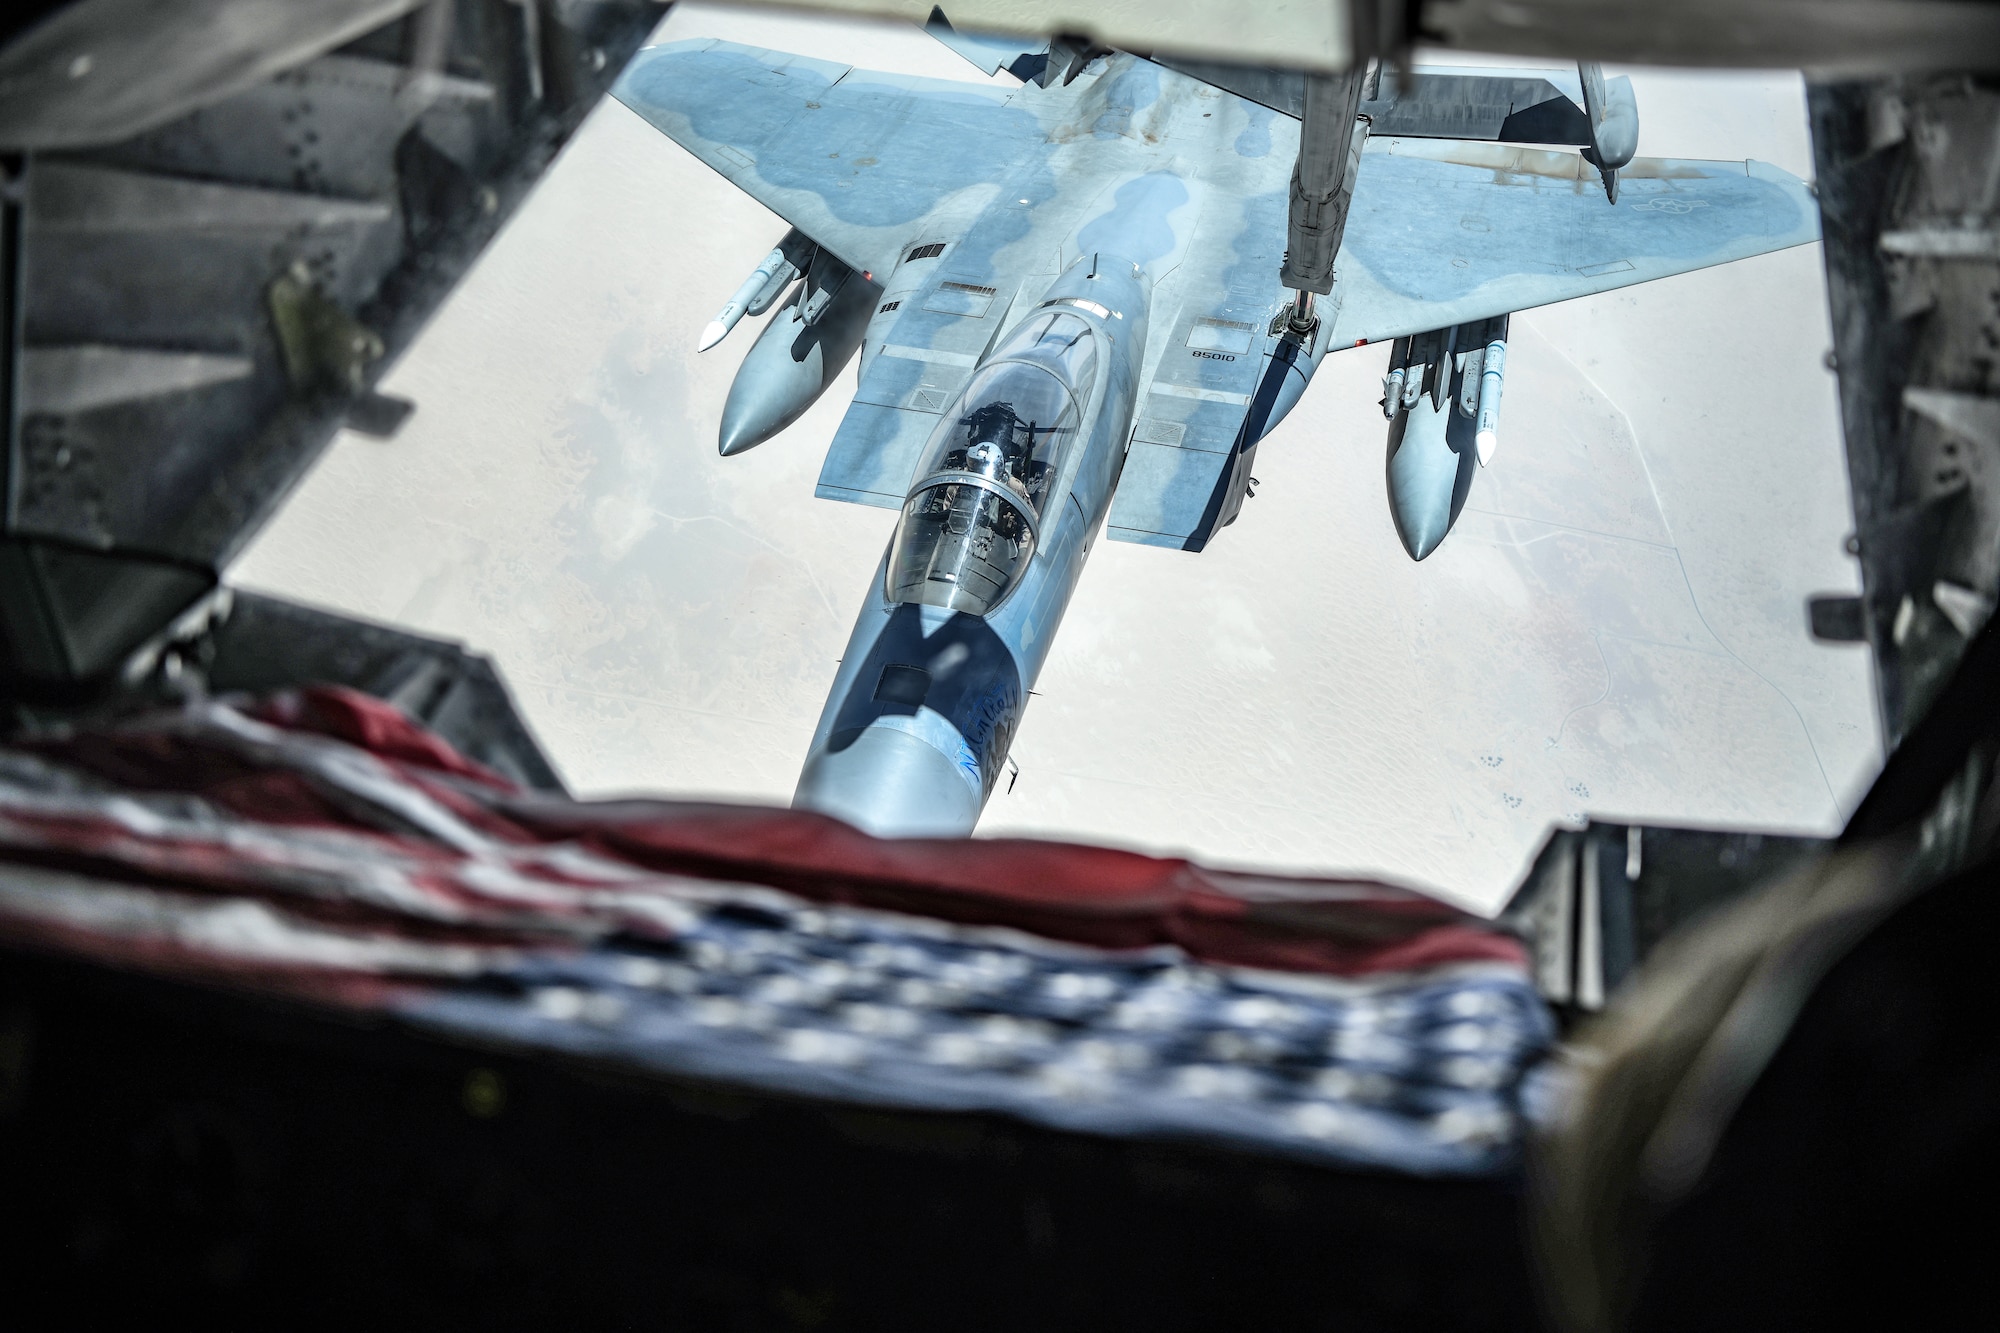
[0,686,1552,1174]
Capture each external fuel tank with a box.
[717,251,877,456]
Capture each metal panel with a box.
[817,400,942,508]
[0,0,664,690]
[1326,140,1821,346]
[1106,437,1234,548]
[612,40,1049,279]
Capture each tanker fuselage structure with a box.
[795,257,1148,835]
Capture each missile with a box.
[1474,335,1507,466]
[698,246,801,352]
[1382,335,1410,420]
[717,261,876,455]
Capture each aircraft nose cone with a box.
[794,724,983,837]
[1393,504,1450,561]
[718,370,800,455]
[717,308,822,456]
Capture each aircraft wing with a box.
[1325,138,1821,347]
[1150,59,1593,146]
[612,39,1050,278]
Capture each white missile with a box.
[697,246,800,353]
[1475,336,1507,466]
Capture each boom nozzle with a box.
[1285,289,1318,337]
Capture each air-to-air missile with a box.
[715,243,879,456]
[1474,333,1507,466]
[697,229,811,352]
[1381,316,1509,560]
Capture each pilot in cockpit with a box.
[887,320,1091,614]
[944,401,1054,503]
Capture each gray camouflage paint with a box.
[612,40,1821,836]
[797,256,1149,833]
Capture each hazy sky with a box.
[233,4,1880,912]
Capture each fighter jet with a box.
[611,32,1819,837]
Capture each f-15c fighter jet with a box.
[611,31,1819,838]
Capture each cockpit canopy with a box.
[886,482,1036,616]
[910,311,1098,518]
[886,312,1100,616]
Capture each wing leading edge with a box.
[1327,138,1821,347]
[616,43,1819,546]
[612,40,1051,279]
